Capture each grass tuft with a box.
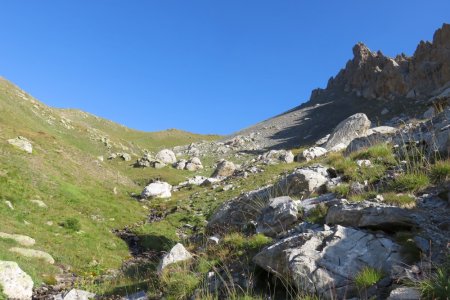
[419,267,450,299]
[430,160,450,184]
[382,192,416,208]
[354,266,383,289]
[59,217,81,232]
[389,173,430,192]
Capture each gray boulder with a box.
[325,201,416,231]
[0,261,33,300]
[7,136,33,154]
[212,160,236,178]
[276,165,329,197]
[325,113,371,150]
[256,196,299,236]
[253,225,404,299]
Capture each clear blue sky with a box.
[0,1,448,134]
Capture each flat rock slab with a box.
[0,261,33,300]
[325,201,417,231]
[9,247,55,264]
[0,232,35,246]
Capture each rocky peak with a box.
[352,42,374,63]
[311,23,450,102]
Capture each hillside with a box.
[0,24,449,300]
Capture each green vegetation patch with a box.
[382,192,416,208]
[389,173,430,192]
[354,266,383,289]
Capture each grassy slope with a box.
[0,78,219,284]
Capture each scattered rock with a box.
[299,147,327,161]
[259,150,294,164]
[7,136,33,153]
[4,200,14,210]
[324,113,371,150]
[157,243,193,273]
[174,159,187,170]
[356,159,372,167]
[185,157,203,171]
[0,232,35,247]
[141,181,172,199]
[9,247,55,264]
[387,287,420,300]
[30,199,47,208]
[55,289,96,300]
[0,261,33,300]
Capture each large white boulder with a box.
[155,149,177,164]
[0,261,33,300]
[7,136,33,153]
[325,113,371,150]
[141,181,172,199]
[157,243,193,273]
[256,196,299,236]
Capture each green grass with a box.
[419,267,450,299]
[389,173,430,192]
[354,266,383,289]
[331,184,350,197]
[351,143,396,165]
[382,192,416,208]
[430,160,450,184]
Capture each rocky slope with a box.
[228,23,450,151]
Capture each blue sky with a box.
[0,1,448,134]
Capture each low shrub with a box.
[59,217,81,231]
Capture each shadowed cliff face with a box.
[311,23,450,102]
